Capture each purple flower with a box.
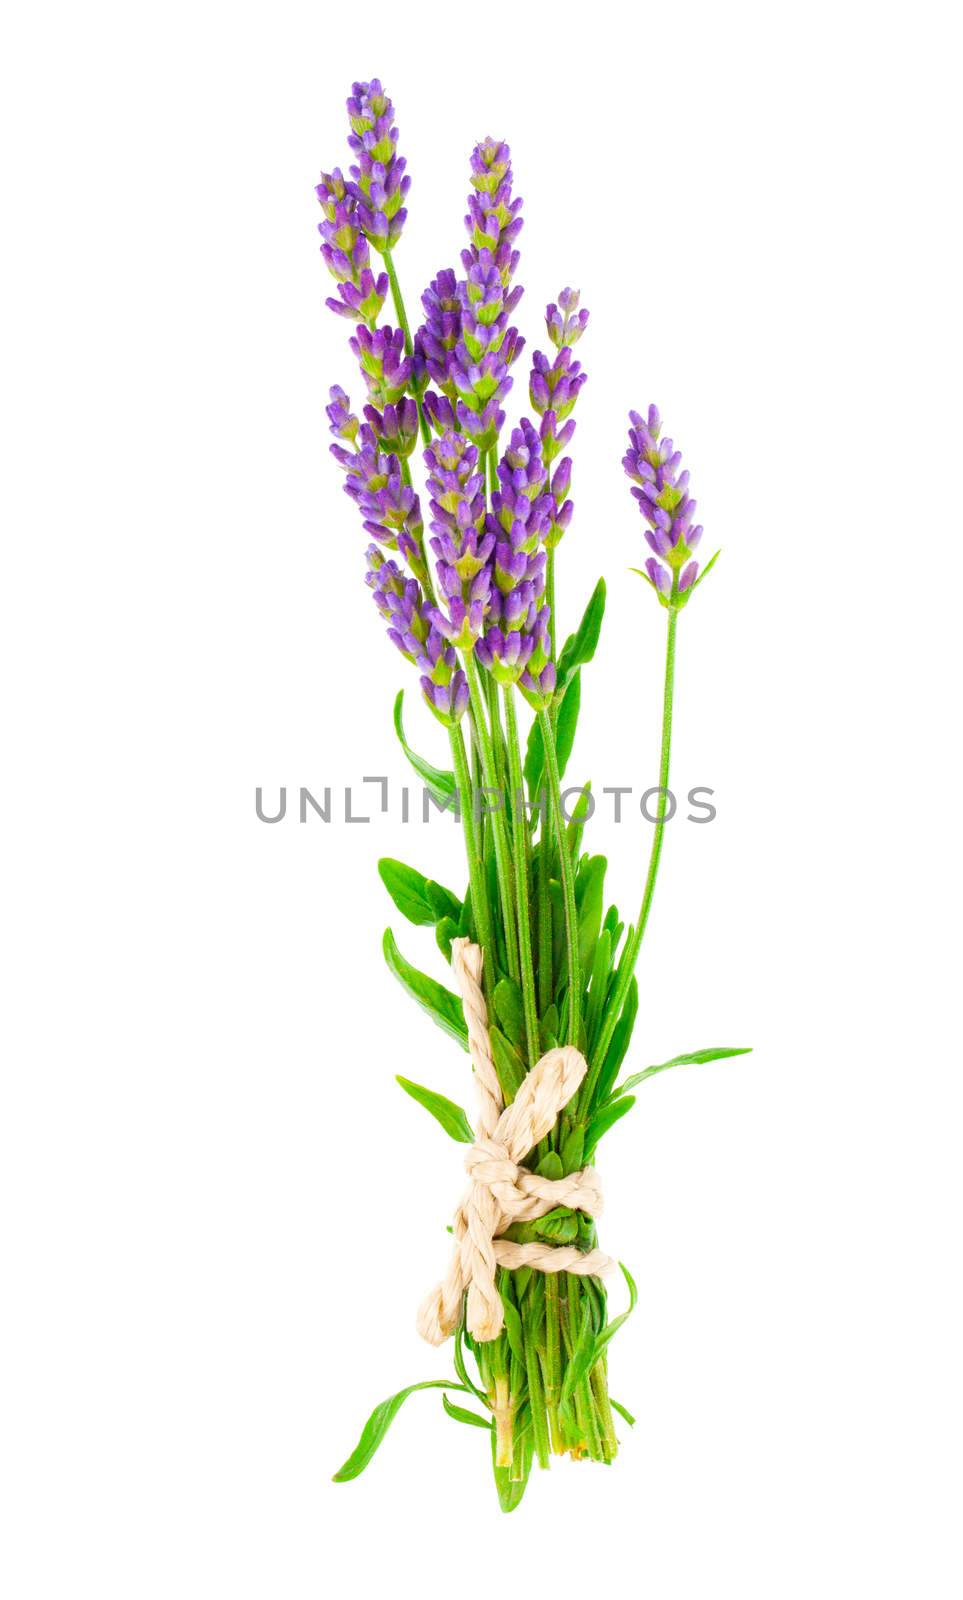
[326,385,359,443]
[316,169,389,325]
[624,406,707,605]
[526,291,589,547]
[363,397,419,458]
[423,430,493,648]
[419,270,462,400]
[530,346,587,435]
[474,422,554,692]
[366,547,468,726]
[346,79,410,253]
[417,629,471,726]
[329,408,429,582]
[418,139,525,455]
[546,287,589,349]
[349,325,412,405]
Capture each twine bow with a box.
[417,938,614,1346]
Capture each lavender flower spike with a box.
[366,547,468,727]
[529,289,589,548]
[623,406,711,607]
[328,400,429,584]
[476,420,554,699]
[316,168,389,325]
[346,79,410,254]
[424,430,493,649]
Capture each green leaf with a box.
[560,1122,584,1172]
[493,977,526,1049]
[491,1413,533,1512]
[425,880,462,922]
[554,669,581,783]
[523,669,581,796]
[611,1045,752,1100]
[584,927,613,1055]
[332,1380,470,1481]
[435,915,459,963]
[576,854,607,979]
[377,859,436,926]
[396,1075,474,1143]
[453,1323,489,1406]
[498,1283,526,1364]
[490,1024,527,1103]
[513,1265,532,1301]
[523,711,545,799]
[442,1393,492,1430]
[610,1397,636,1427]
[382,929,468,1049]
[592,1262,639,1360]
[536,1150,563,1180]
[392,690,456,810]
[556,578,606,697]
[693,549,721,589]
[591,977,639,1112]
[565,782,593,861]
[531,1208,578,1243]
[584,1094,635,1159]
[538,1004,559,1054]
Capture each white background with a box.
[2,1,961,1595]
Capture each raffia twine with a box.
[417,937,614,1345]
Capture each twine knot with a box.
[416,938,615,1346]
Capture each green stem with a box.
[383,247,431,447]
[587,604,678,1089]
[536,829,553,1013]
[503,688,540,1066]
[485,445,497,501]
[544,1275,562,1450]
[464,650,520,982]
[546,548,557,666]
[449,722,494,978]
[538,708,580,1046]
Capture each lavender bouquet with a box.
[319,80,748,1510]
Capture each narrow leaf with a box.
[584,1093,635,1158]
[442,1393,492,1430]
[490,1024,526,1103]
[396,1075,474,1143]
[491,1416,533,1513]
[591,977,639,1112]
[524,668,581,796]
[610,1397,636,1426]
[612,1045,752,1099]
[560,1122,584,1172]
[556,577,606,697]
[382,929,468,1049]
[493,977,526,1049]
[498,1285,526,1364]
[332,1380,469,1481]
[392,689,456,810]
[554,669,581,782]
[592,1262,639,1360]
[565,782,593,861]
[576,854,607,979]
